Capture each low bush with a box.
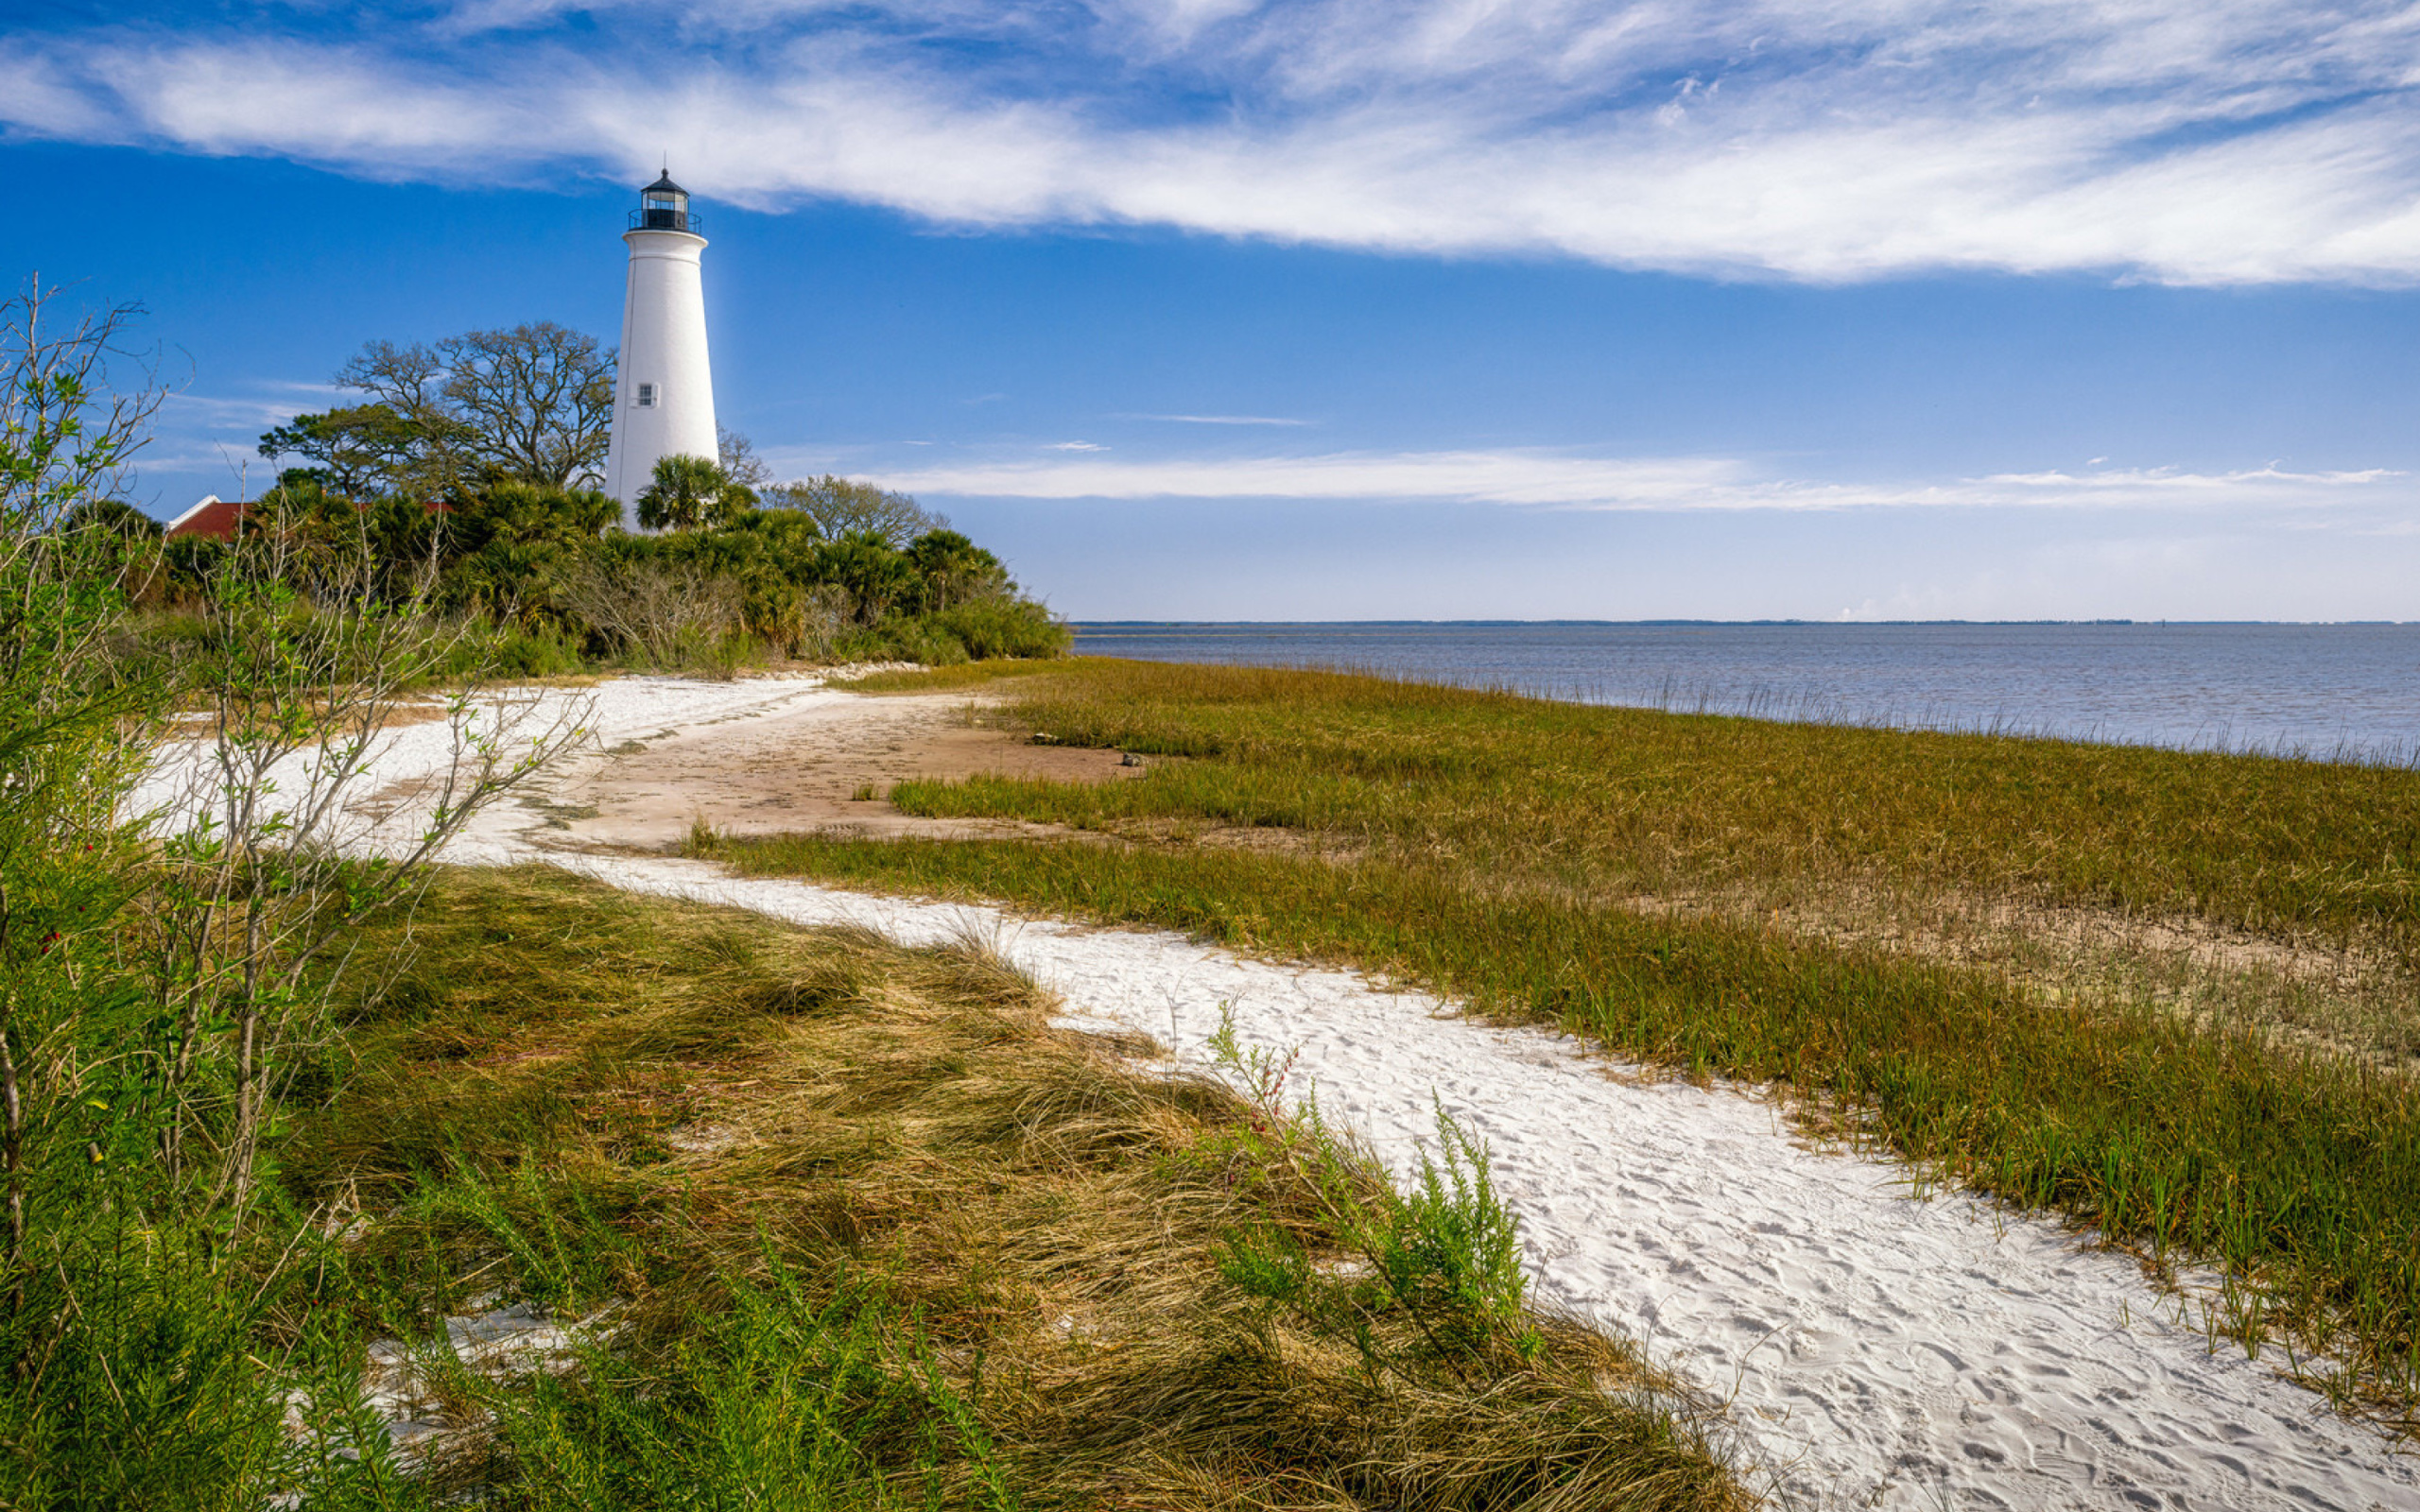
[930,597,1069,661]
[488,621,588,679]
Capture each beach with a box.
[179,667,2417,1511]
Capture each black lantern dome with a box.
[633,171,697,233]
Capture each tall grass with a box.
[705,659,2420,1432]
[12,868,1744,1507]
[854,658,2420,964]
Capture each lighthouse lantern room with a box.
[637,174,694,232]
[604,171,717,522]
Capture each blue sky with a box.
[8,0,2420,620]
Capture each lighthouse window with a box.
[634,383,658,408]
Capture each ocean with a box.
[1068,621,2420,763]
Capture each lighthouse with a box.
[604,171,718,524]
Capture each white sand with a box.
[165,674,2419,1509]
[359,1299,606,1464]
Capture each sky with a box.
[7,1,2420,621]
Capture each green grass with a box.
[692,659,2420,1434]
[855,658,2420,964]
[832,660,1067,695]
[5,866,1750,1509]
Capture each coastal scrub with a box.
[6,866,1752,1508]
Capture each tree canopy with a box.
[233,324,1063,669]
[759,474,947,548]
[262,321,615,499]
[255,404,426,499]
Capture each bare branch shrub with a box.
[554,550,746,669]
[143,528,590,1210]
[0,276,166,1295]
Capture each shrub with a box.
[837,616,971,666]
[554,545,747,668]
[814,530,919,625]
[904,528,1010,612]
[635,455,753,532]
[489,621,588,679]
[930,598,1070,661]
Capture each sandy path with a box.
[153,673,2419,1509]
[550,856,2413,1512]
[532,679,1134,850]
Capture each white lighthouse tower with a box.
[604,171,718,524]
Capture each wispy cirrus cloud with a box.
[865,448,2410,512]
[1124,412,1310,426]
[9,3,2420,283]
[157,387,337,432]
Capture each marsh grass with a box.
[701,659,2420,1434]
[835,662,1064,696]
[857,659,2420,1066]
[852,660,2420,968]
[245,867,1747,1510]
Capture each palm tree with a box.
[635,454,752,532]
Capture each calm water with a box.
[1069,622,2420,763]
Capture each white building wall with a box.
[604,228,718,524]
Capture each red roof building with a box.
[164,492,452,541]
[164,494,248,540]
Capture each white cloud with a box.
[9,3,2420,282]
[866,447,2412,512]
[157,388,330,432]
[93,43,544,170]
[0,43,119,139]
[1125,412,1310,425]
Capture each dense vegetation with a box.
[132,319,1069,675]
[701,658,2420,1435]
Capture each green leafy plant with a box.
[634,454,752,533]
[1205,1007,1542,1383]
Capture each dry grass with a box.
[1614,877,2419,1074]
[287,866,1750,1510]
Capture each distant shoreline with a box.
[1062,620,2420,764]
[1073,617,2416,628]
